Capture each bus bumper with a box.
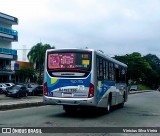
[43,96,96,106]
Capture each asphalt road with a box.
[0,91,160,136]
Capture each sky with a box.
[1,0,160,61]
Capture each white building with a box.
[0,12,18,82]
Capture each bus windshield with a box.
[47,51,92,75]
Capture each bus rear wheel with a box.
[119,93,125,108]
[106,95,112,113]
[63,105,77,114]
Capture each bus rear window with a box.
[47,52,92,72]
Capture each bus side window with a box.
[116,68,120,83]
[109,63,112,80]
[112,64,115,81]
[109,62,115,81]
[106,61,109,80]
[104,60,108,80]
[99,58,103,79]
[119,68,126,82]
[97,57,105,80]
[103,60,106,79]
[97,58,100,79]
[115,67,126,83]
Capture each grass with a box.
[137,84,151,91]
[129,84,151,91]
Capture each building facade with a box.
[14,61,34,83]
[0,12,18,82]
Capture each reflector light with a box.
[43,82,48,96]
[88,83,94,98]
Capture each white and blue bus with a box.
[43,48,128,113]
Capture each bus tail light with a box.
[88,83,94,98]
[43,82,48,96]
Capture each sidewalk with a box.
[0,90,157,111]
[0,94,44,111]
[129,90,156,94]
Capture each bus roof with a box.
[46,48,127,68]
[94,50,127,68]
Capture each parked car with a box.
[15,83,27,86]
[130,85,138,91]
[4,83,15,87]
[5,85,28,98]
[32,85,43,96]
[0,88,3,94]
[0,83,8,94]
[27,83,38,95]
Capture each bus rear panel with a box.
[43,48,128,112]
[43,49,96,106]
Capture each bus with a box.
[43,48,128,113]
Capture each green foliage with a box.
[143,54,160,89]
[114,52,160,89]
[27,42,55,83]
[143,54,160,70]
[15,67,34,83]
[137,84,151,91]
[114,52,152,83]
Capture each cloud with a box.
[1,0,160,60]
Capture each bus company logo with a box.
[2,128,11,133]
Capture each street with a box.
[0,91,160,136]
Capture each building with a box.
[14,61,34,83]
[14,61,33,70]
[0,12,18,82]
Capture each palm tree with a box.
[15,67,34,83]
[27,42,55,84]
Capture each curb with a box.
[129,90,156,95]
[0,101,44,111]
[0,90,157,111]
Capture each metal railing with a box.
[0,26,18,36]
[0,48,17,55]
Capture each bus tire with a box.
[119,93,125,108]
[25,92,28,97]
[119,102,124,108]
[106,95,112,114]
[63,105,77,114]
[16,93,20,98]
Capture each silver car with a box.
[27,83,38,95]
[5,83,15,87]
[130,85,138,91]
[0,83,8,93]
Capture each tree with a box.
[15,67,34,83]
[114,52,152,85]
[143,54,160,70]
[143,54,160,88]
[27,43,55,84]
[114,52,160,89]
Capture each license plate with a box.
[62,93,73,97]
